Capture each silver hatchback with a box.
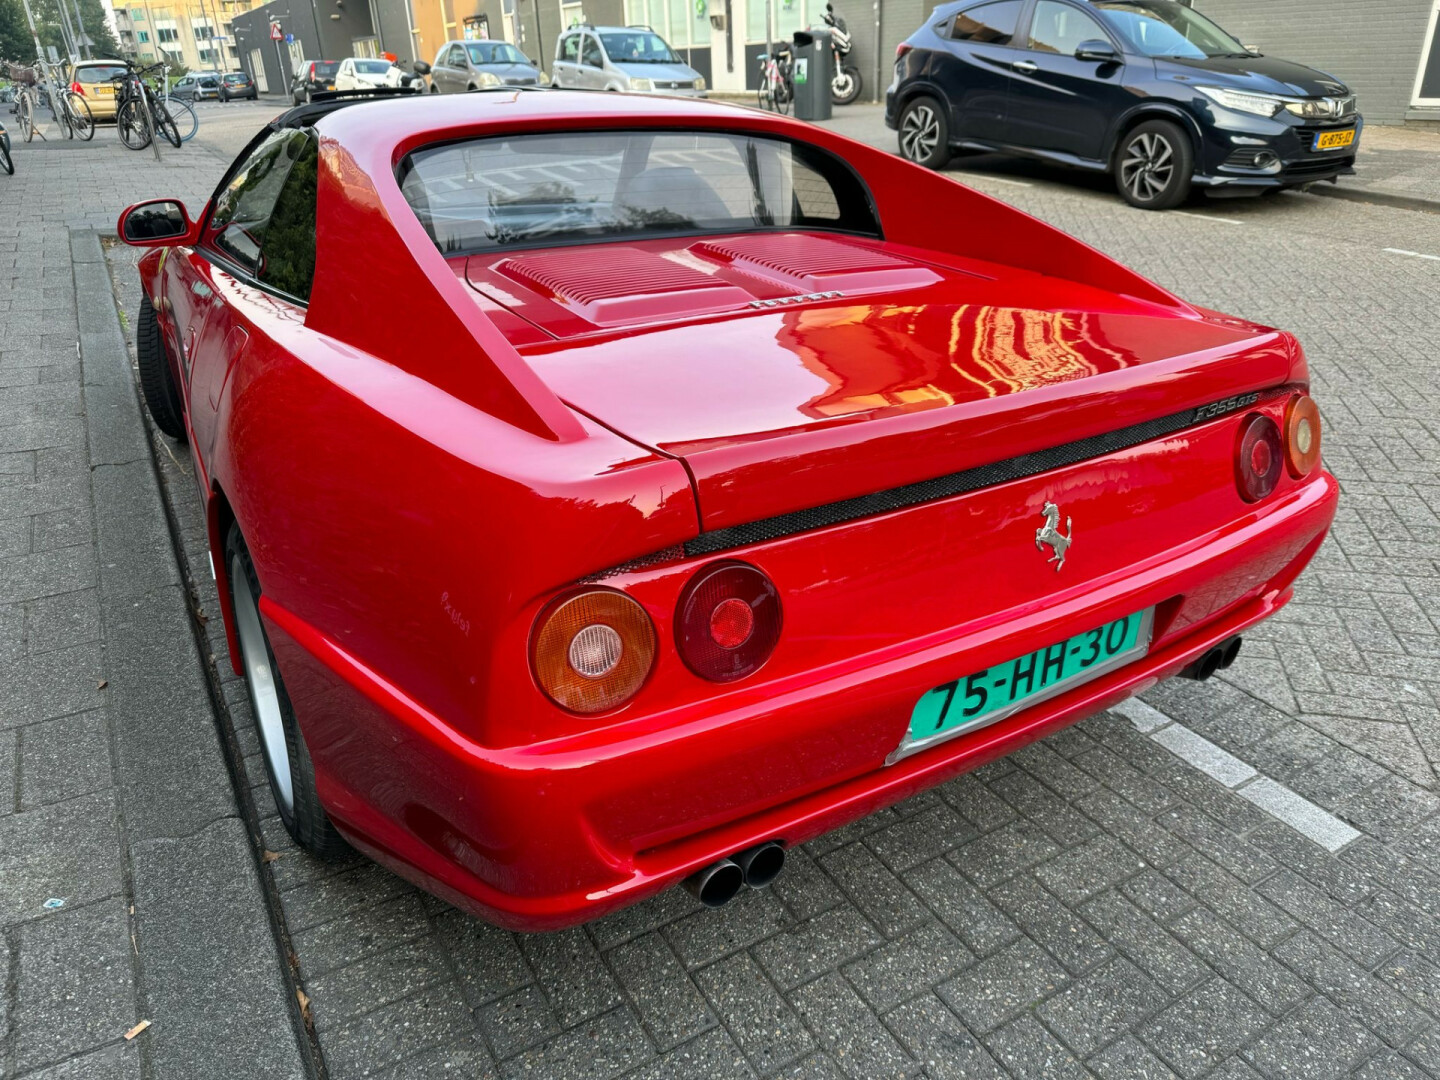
[551,25,706,96]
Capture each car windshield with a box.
[354,59,392,73]
[467,41,527,64]
[399,130,878,254]
[598,31,680,63]
[75,64,127,83]
[313,61,340,77]
[1092,1,1248,58]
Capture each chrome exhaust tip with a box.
[682,858,745,908]
[734,841,786,889]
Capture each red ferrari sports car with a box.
[119,88,1336,930]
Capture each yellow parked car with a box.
[68,60,128,121]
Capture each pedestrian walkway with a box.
[0,132,310,1079]
[1320,124,1440,213]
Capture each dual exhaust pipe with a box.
[1179,635,1242,682]
[683,841,785,908]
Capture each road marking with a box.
[1112,696,1360,852]
[1170,209,1244,225]
[1383,248,1440,262]
[962,174,1034,188]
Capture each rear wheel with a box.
[169,99,199,143]
[831,64,862,105]
[66,93,94,141]
[1115,119,1192,210]
[136,292,187,441]
[0,131,12,175]
[226,524,348,857]
[898,95,950,169]
[117,99,152,149]
[152,99,182,148]
[18,93,33,142]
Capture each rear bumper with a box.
[266,468,1338,930]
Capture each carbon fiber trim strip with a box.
[682,388,1282,558]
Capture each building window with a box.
[561,3,584,28]
[137,30,149,41]
[157,26,179,42]
[132,8,144,19]
[198,47,218,63]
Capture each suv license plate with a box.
[1314,129,1355,151]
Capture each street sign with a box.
[269,21,282,40]
[284,33,293,43]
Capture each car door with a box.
[1004,0,1127,160]
[438,44,463,91]
[553,33,581,87]
[580,34,607,89]
[187,128,318,460]
[933,0,1025,142]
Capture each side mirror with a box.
[413,60,431,75]
[1075,38,1119,62]
[118,199,197,247]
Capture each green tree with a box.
[27,0,121,60]
[0,0,35,64]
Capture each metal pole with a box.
[71,0,92,58]
[55,0,79,61]
[870,0,878,103]
[764,0,771,80]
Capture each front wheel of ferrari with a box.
[227,524,348,858]
[1115,119,1192,210]
[898,96,950,170]
[136,293,187,442]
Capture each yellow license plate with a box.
[96,86,113,96]
[1314,128,1355,151]
[325,83,334,90]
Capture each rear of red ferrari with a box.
[289,105,1337,928]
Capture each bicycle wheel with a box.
[117,99,152,150]
[0,132,12,175]
[54,94,72,139]
[168,98,198,143]
[18,93,33,142]
[67,93,94,141]
[151,98,182,149]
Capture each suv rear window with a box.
[398,130,879,254]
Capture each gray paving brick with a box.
[984,1014,1091,1080]
[1275,931,1428,1046]
[769,845,847,922]
[1242,997,1379,1080]
[433,909,534,1006]
[0,545,96,607]
[17,710,110,810]
[1038,956,1166,1059]
[521,926,625,1027]
[280,862,415,933]
[1140,979,1269,1080]
[904,857,1020,957]
[22,588,100,655]
[754,905,882,991]
[938,773,1017,832]
[624,1027,755,1080]
[477,985,561,1058]
[1076,789,1189,870]
[1119,870,1198,924]
[1034,834,1147,906]
[991,770,1101,847]
[325,984,479,1080]
[883,994,1006,1080]
[19,1043,142,1080]
[305,938,454,1033]
[497,1007,655,1080]
[841,919,972,1011]
[665,887,788,969]
[0,789,122,923]
[365,1042,497,1080]
[936,937,1068,1035]
[588,888,699,951]
[1257,869,1398,967]
[989,874,1113,976]
[295,893,433,978]
[1079,892,1207,996]
[1072,746,1175,815]
[12,899,135,1073]
[1164,853,1297,950]
[696,952,814,1076]
[789,972,915,1080]
[864,804,975,873]
[819,841,928,939]
[1354,1050,1430,1080]
[1169,907,1310,1017]
[1377,950,1440,1023]
[1087,1035,1180,1080]
[0,641,104,731]
[608,932,714,1051]
[949,819,1062,889]
[1158,804,1278,884]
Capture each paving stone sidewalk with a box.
[12,103,1440,1080]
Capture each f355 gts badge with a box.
[1036,502,1073,571]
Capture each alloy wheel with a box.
[231,552,296,816]
[900,103,939,162]
[1120,131,1174,203]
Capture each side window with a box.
[950,0,1023,44]
[560,34,580,62]
[206,129,318,302]
[581,35,603,67]
[1026,0,1108,53]
[447,44,464,65]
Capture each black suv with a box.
[886,0,1361,209]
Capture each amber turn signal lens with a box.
[1235,413,1284,503]
[532,589,656,714]
[1283,394,1322,478]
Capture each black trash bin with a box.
[790,28,833,121]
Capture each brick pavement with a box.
[14,100,1440,1080]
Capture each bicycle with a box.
[46,60,94,141]
[0,124,12,175]
[158,71,199,143]
[756,45,793,115]
[112,60,181,151]
[15,84,35,142]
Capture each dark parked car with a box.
[219,71,257,101]
[886,0,1361,209]
[291,60,341,104]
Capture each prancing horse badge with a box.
[1035,502,1073,571]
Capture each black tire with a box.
[136,292,188,442]
[831,64,862,106]
[67,93,94,141]
[897,95,950,169]
[225,524,348,858]
[152,100,182,148]
[117,99,152,150]
[1114,119,1193,210]
[0,131,12,175]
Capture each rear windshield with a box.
[75,64,127,83]
[224,73,248,82]
[313,61,340,77]
[354,59,391,74]
[399,130,878,254]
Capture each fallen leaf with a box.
[97,680,108,690]
[124,1020,150,1040]
[261,850,280,864]
[296,989,311,1021]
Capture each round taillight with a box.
[532,589,656,714]
[1235,413,1284,503]
[1283,394,1322,478]
[677,562,782,683]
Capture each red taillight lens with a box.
[531,589,656,714]
[895,42,913,59]
[1235,413,1283,502]
[72,81,84,95]
[1283,393,1321,478]
[677,562,781,682]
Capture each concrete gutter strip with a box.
[73,229,312,1080]
[1312,184,1440,215]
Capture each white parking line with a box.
[961,174,1034,188]
[1169,209,1244,225]
[1112,695,1360,852]
[1383,248,1440,262]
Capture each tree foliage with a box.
[0,0,121,63]
[0,0,34,65]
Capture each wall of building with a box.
[230,0,373,92]
[1193,0,1432,124]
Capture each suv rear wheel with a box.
[1115,119,1192,210]
[898,96,950,170]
